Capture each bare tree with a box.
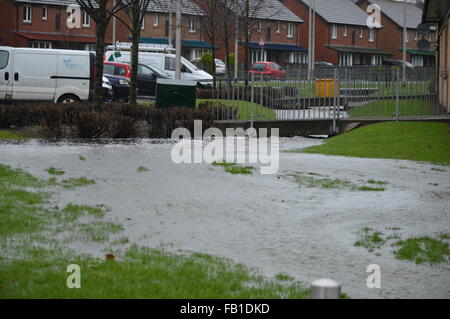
[112,0,155,105]
[232,0,277,83]
[76,0,127,106]
[190,0,219,87]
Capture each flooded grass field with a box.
[0,137,449,298]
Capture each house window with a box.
[31,41,52,49]
[42,7,47,20]
[331,24,337,39]
[414,31,418,41]
[82,10,90,27]
[23,5,32,23]
[141,16,145,30]
[189,18,196,33]
[276,22,280,33]
[405,30,409,43]
[153,14,159,27]
[359,27,363,38]
[369,29,374,42]
[287,23,293,38]
[258,21,262,32]
[344,25,347,37]
[266,24,271,41]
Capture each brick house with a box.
[356,0,436,67]
[112,0,213,61]
[423,0,450,113]
[0,0,98,50]
[233,0,306,65]
[281,0,390,66]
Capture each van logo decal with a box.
[62,59,71,67]
[62,58,84,71]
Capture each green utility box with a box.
[155,79,197,109]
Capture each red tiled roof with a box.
[15,32,97,43]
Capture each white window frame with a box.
[23,5,32,23]
[414,31,418,41]
[258,21,262,32]
[189,17,196,33]
[344,25,347,37]
[369,28,374,42]
[276,22,280,33]
[287,23,293,38]
[31,41,52,49]
[82,10,90,27]
[360,27,363,38]
[331,24,338,39]
[141,16,145,30]
[42,6,47,21]
[153,14,159,27]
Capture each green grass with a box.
[61,177,96,189]
[212,162,255,175]
[394,236,450,264]
[46,167,65,176]
[0,130,28,140]
[137,166,149,172]
[79,156,86,161]
[0,163,310,298]
[302,122,450,165]
[354,228,386,253]
[348,99,435,118]
[285,172,385,191]
[0,245,309,298]
[197,99,276,120]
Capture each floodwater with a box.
[0,137,449,299]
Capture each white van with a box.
[105,51,213,87]
[0,46,97,103]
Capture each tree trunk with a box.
[129,30,139,106]
[94,23,107,109]
[129,2,140,106]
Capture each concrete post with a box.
[310,278,341,299]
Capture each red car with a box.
[249,61,286,79]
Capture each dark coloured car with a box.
[103,74,130,102]
[104,61,170,97]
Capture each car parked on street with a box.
[102,74,130,102]
[104,61,169,97]
[249,62,286,79]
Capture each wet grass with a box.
[137,166,149,172]
[212,162,255,175]
[0,163,310,298]
[348,99,434,118]
[0,245,309,298]
[367,179,388,185]
[61,177,96,189]
[354,227,386,253]
[0,130,28,140]
[46,167,65,176]
[354,226,450,264]
[394,236,450,264]
[285,172,385,191]
[302,122,450,166]
[431,167,447,172]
